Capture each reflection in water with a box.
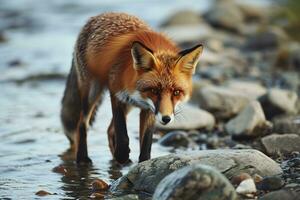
[58,148,123,199]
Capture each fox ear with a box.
[131,41,156,71]
[177,44,203,74]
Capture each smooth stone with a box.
[259,189,299,200]
[225,80,267,99]
[272,115,300,135]
[261,134,300,156]
[196,86,251,119]
[153,164,238,200]
[160,10,202,27]
[256,176,284,191]
[259,88,298,119]
[155,104,215,130]
[236,178,257,195]
[110,149,282,194]
[225,101,272,138]
[203,0,244,32]
[158,131,197,149]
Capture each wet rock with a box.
[153,164,238,200]
[225,101,272,138]
[7,59,24,67]
[11,73,67,84]
[155,104,215,130]
[161,10,202,27]
[35,190,52,196]
[256,176,284,191]
[110,149,282,194]
[259,88,298,119]
[196,86,251,119]
[52,165,67,175]
[203,0,244,32]
[0,31,7,43]
[261,134,300,156]
[92,179,109,191]
[236,178,257,196]
[158,131,197,149]
[259,189,299,200]
[272,115,300,135]
[225,80,267,99]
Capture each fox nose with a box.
[162,115,171,124]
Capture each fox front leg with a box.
[111,96,130,164]
[139,109,155,162]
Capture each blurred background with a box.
[0,0,299,199]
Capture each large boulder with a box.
[110,149,282,194]
[261,134,300,156]
[225,101,272,138]
[196,86,251,119]
[152,165,238,200]
[259,88,298,119]
[260,189,299,200]
[155,104,215,130]
[225,80,267,99]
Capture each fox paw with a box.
[76,155,92,165]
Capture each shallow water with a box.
[0,0,270,199]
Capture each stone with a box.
[203,0,244,32]
[225,101,272,138]
[196,86,251,119]
[256,176,284,191]
[110,194,140,200]
[225,80,267,99]
[155,104,215,130]
[153,164,238,200]
[259,88,298,119]
[160,10,202,27]
[110,149,282,194]
[260,189,299,200]
[261,134,300,156]
[237,3,266,23]
[158,131,197,149]
[92,178,109,191]
[243,27,289,51]
[272,115,300,135]
[236,178,257,195]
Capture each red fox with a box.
[61,12,203,164]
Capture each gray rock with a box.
[203,0,244,32]
[161,10,202,27]
[111,194,140,200]
[244,27,289,51]
[259,189,299,200]
[225,101,272,138]
[272,115,300,135]
[225,80,267,99]
[158,131,197,149]
[155,104,215,130]
[237,3,267,23]
[256,176,284,191]
[110,149,282,194]
[153,164,238,200]
[196,86,251,119]
[259,88,298,119]
[261,134,300,156]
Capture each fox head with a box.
[130,41,203,125]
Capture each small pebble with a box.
[92,179,109,191]
[236,178,257,195]
[231,172,252,185]
[52,165,67,174]
[35,190,52,196]
[90,192,105,199]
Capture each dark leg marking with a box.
[76,122,92,164]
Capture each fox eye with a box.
[173,90,181,96]
[151,88,159,95]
